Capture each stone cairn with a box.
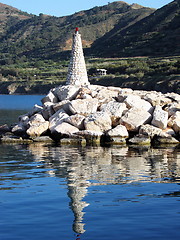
[66,27,90,86]
[0,29,180,146]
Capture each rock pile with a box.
[1,84,179,146]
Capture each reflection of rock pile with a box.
[27,143,180,234]
[0,29,180,146]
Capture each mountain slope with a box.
[0,1,155,62]
[91,0,180,57]
[0,3,31,35]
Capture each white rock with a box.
[93,88,119,104]
[139,124,163,137]
[84,112,112,132]
[52,100,70,113]
[151,106,168,129]
[51,122,79,138]
[27,121,49,138]
[54,85,80,101]
[29,113,46,125]
[164,102,180,117]
[100,101,127,126]
[65,114,85,130]
[124,95,153,112]
[75,130,103,144]
[49,109,69,131]
[168,112,180,134]
[41,90,58,104]
[120,107,152,131]
[106,125,129,137]
[68,98,98,116]
[165,92,180,103]
[143,92,172,107]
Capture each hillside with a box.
[91,0,180,57]
[0,3,31,35]
[0,1,155,63]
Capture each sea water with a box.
[0,95,180,240]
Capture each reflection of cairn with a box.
[67,163,90,234]
[68,185,88,234]
[66,28,90,86]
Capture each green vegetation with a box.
[0,56,179,94]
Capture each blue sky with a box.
[1,0,173,17]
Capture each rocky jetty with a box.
[0,28,179,146]
[0,84,179,146]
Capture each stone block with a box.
[151,106,168,129]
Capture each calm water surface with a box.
[0,95,180,240]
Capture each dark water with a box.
[0,94,44,125]
[0,95,180,240]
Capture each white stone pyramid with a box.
[66,28,90,86]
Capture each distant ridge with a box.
[0,1,155,62]
[91,0,180,56]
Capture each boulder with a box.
[143,92,172,107]
[106,125,129,138]
[65,114,85,130]
[41,89,58,105]
[120,108,152,131]
[164,102,180,117]
[75,87,92,99]
[165,92,180,103]
[67,98,98,116]
[93,88,119,104]
[100,101,127,126]
[84,112,112,132]
[153,136,179,145]
[168,111,180,134]
[105,125,128,145]
[27,121,49,138]
[54,85,80,101]
[49,109,69,132]
[124,95,153,112]
[151,106,168,129]
[41,102,55,120]
[51,122,79,139]
[29,113,46,125]
[52,100,70,113]
[18,114,30,127]
[139,124,163,138]
[128,135,151,145]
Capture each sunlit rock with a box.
[100,101,127,126]
[143,92,172,107]
[124,95,153,112]
[120,107,152,131]
[41,89,58,105]
[65,114,85,130]
[27,121,49,138]
[49,109,69,132]
[51,122,79,139]
[67,98,99,116]
[139,124,163,137]
[151,106,168,129]
[84,112,112,132]
[54,85,80,101]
